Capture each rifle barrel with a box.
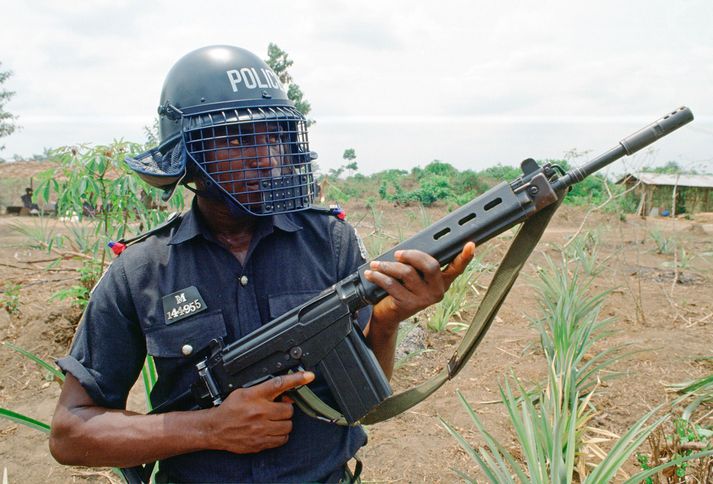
[552,106,694,191]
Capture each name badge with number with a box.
[162,286,207,324]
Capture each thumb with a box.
[443,242,476,285]
[253,371,315,401]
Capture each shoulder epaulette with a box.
[108,212,182,256]
[308,204,346,220]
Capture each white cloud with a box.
[1,0,711,173]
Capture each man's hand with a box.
[363,242,475,377]
[365,242,476,330]
[206,371,314,454]
[50,371,314,468]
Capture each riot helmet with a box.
[126,45,316,216]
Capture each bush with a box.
[479,163,521,181]
[421,160,458,179]
[414,174,453,206]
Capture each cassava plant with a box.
[33,140,184,307]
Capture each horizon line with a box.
[16,113,713,125]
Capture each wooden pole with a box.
[671,175,679,217]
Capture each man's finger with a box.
[265,419,293,436]
[369,259,423,288]
[392,250,441,277]
[443,242,476,283]
[364,268,411,301]
[253,371,315,400]
[264,400,295,421]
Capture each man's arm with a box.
[363,242,476,378]
[49,371,314,467]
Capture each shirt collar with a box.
[272,213,303,233]
[169,198,302,246]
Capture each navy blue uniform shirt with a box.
[58,202,370,483]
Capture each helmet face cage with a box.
[183,105,315,216]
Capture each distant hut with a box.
[616,173,713,216]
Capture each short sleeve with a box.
[56,256,146,409]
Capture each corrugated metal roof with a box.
[616,173,713,188]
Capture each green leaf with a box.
[0,408,51,433]
[584,406,668,483]
[672,374,713,395]
[455,390,529,482]
[2,342,64,383]
[623,449,713,484]
[142,356,158,412]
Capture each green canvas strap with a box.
[291,200,562,426]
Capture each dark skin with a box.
[49,127,476,467]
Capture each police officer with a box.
[49,45,475,483]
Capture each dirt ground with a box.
[1,202,712,483]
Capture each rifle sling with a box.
[292,199,562,426]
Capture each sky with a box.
[1,0,712,177]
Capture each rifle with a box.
[164,107,695,425]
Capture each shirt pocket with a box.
[268,290,321,319]
[145,309,227,358]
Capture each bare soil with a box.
[1,202,712,483]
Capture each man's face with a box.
[201,122,290,207]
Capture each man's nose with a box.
[247,135,277,168]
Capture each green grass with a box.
[649,229,675,255]
[427,253,490,333]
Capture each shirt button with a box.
[240,275,249,287]
[181,344,193,356]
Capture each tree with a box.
[342,148,358,176]
[342,148,356,162]
[642,161,694,175]
[0,62,19,151]
[266,43,293,85]
[265,44,314,125]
